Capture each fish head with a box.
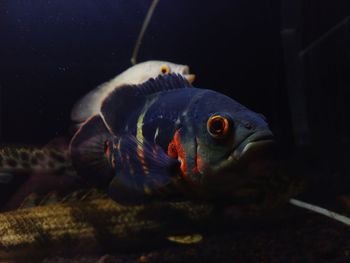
[174,90,275,199]
[122,61,195,84]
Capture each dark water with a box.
[0,0,349,261]
[0,0,288,143]
[1,0,349,195]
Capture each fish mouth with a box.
[181,66,196,83]
[197,130,275,200]
[231,130,275,161]
[184,74,196,83]
[209,130,275,175]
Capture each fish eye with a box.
[207,115,230,139]
[160,65,170,74]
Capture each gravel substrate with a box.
[39,203,350,263]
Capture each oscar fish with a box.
[70,74,275,203]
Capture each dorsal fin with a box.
[132,73,192,96]
[101,74,191,134]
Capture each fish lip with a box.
[208,130,274,175]
[181,65,195,83]
[239,139,275,157]
[199,131,275,199]
[231,131,275,161]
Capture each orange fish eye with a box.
[160,65,170,74]
[207,115,230,139]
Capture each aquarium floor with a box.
[40,203,350,263]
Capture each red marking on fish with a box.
[167,130,187,177]
[192,152,202,175]
[103,140,110,159]
[137,147,149,175]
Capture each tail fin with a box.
[69,115,114,188]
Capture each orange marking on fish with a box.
[104,141,118,169]
[137,147,149,175]
[104,140,109,156]
[167,141,177,158]
[168,130,187,177]
[192,152,202,175]
[104,140,110,158]
[115,141,121,151]
[111,155,116,169]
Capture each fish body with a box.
[0,146,73,177]
[0,198,215,261]
[71,61,195,124]
[0,146,80,211]
[70,74,274,203]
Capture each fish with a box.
[0,146,73,178]
[0,197,215,261]
[0,145,81,211]
[71,61,195,124]
[69,73,275,204]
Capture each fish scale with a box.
[0,146,80,212]
[0,147,74,176]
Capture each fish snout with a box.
[185,74,196,84]
[181,65,195,83]
[232,129,275,161]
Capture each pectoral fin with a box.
[69,115,114,187]
[108,135,179,204]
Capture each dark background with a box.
[0,0,349,198]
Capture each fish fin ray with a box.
[38,192,59,206]
[69,115,114,187]
[109,135,179,204]
[19,193,39,209]
[134,73,192,96]
[100,74,192,134]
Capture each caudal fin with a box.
[69,115,114,188]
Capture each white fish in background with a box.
[71,60,195,123]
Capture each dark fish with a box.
[0,146,80,211]
[0,146,73,177]
[70,74,274,203]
